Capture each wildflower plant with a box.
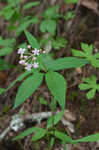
[0,29,90,110]
[72,43,99,68]
[9,31,99,144]
[0,30,88,108]
[1,0,99,146]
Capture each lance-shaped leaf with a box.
[14,72,43,108]
[46,71,67,109]
[50,130,73,143]
[23,1,40,10]
[13,127,46,141]
[73,133,99,143]
[24,30,40,49]
[31,128,46,141]
[7,70,34,91]
[64,0,78,4]
[44,57,88,71]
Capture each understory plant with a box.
[1,30,99,149]
[1,0,99,149]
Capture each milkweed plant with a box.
[0,30,99,148]
[0,0,99,149]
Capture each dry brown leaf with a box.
[0,72,7,84]
[75,67,82,74]
[64,109,76,122]
[80,115,86,124]
[80,0,99,14]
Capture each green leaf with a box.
[4,8,15,20]
[47,111,64,128]
[79,83,91,90]
[49,137,55,148]
[37,54,54,71]
[93,53,99,58]
[51,130,73,143]
[40,19,56,35]
[72,49,85,57]
[50,97,57,111]
[23,1,40,9]
[0,36,15,47]
[64,0,78,3]
[64,11,75,20]
[39,97,48,105]
[46,72,67,109]
[72,43,99,68]
[0,88,5,94]
[91,59,99,68]
[12,127,46,141]
[0,47,13,56]
[83,77,92,83]
[14,72,43,108]
[86,89,96,99]
[52,37,67,50]
[44,57,88,71]
[16,17,39,35]
[8,0,21,6]
[12,127,35,140]
[0,59,15,70]
[74,133,99,143]
[81,43,93,55]
[42,5,59,19]
[47,20,56,35]
[24,30,40,49]
[40,20,47,33]
[79,75,99,99]
[7,70,34,91]
[31,128,46,141]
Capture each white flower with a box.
[33,62,39,68]
[32,48,40,56]
[18,48,26,55]
[19,60,25,65]
[10,115,24,132]
[25,64,32,71]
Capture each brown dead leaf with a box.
[75,67,82,74]
[0,72,7,84]
[80,115,86,124]
[64,109,76,122]
[80,0,99,14]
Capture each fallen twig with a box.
[0,110,75,141]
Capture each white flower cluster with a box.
[18,45,45,71]
[10,115,24,132]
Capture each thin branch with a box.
[0,111,75,141]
